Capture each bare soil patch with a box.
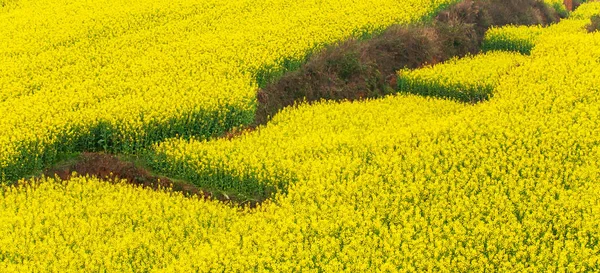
[43,152,260,208]
[589,15,600,32]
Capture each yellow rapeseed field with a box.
[0,0,457,181]
[147,2,600,270]
[2,0,600,272]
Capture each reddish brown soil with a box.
[223,126,256,140]
[564,0,573,11]
[42,152,261,208]
[589,15,600,32]
[44,153,210,198]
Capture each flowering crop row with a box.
[397,51,528,102]
[0,0,458,181]
[483,1,600,54]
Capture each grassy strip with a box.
[20,0,565,202]
[2,104,253,182]
[146,146,290,203]
[398,79,493,103]
[481,26,542,54]
[397,51,528,103]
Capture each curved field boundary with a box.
[253,0,562,125]
[0,0,460,182]
[483,1,600,54]
[147,0,566,203]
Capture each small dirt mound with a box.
[44,153,207,197]
[43,152,261,208]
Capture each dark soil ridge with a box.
[254,0,565,124]
[38,0,573,208]
[40,152,260,208]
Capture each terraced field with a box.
[0,0,459,181]
[2,0,600,271]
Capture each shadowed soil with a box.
[43,152,260,208]
[589,15,600,32]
